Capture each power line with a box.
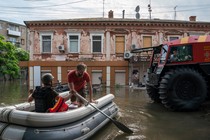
[148,4,210,8]
[0,0,89,9]
[0,1,210,21]
[1,5,209,16]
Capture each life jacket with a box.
[48,97,68,113]
[33,86,56,113]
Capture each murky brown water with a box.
[93,87,210,140]
[0,80,28,105]
[0,80,210,140]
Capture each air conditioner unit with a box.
[58,45,64,51]
[124,51,133,59]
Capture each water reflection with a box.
[93,87,210,140]
[0,81,210,140]
[0,80,28,105]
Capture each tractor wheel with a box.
[146,84,161,103]
[159,68,207,111]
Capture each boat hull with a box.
[0,93,118,140]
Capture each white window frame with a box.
[40,32,53,53]
[67,33,80,53]
[90,33,104,53]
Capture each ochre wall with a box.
[20,61,129,87]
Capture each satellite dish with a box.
[135,5,140,12]
[136,13,140,19]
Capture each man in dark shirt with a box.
[28,73,69,112]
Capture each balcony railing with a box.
[7,29,21,36]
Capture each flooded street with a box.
[0,80,210,140]
[92,87,210,140]
[0,80,28,105]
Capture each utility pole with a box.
[174,6,177,20]
[103,0,105,18]
[148,0,152,19]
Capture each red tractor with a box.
[131,36,210,111]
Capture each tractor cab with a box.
[167,44,193,63]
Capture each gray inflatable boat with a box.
[0,92,118,140]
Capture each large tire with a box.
[146,84,161,103]
[159,68,207,111]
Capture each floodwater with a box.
[0,80,210,140]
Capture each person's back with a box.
[28,73,59,112]
[32,86,57,112]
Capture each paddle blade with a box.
[74,92,133,134]
[112,119,133,134]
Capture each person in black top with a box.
[28,73,69,112]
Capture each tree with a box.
[15,48,29,61]
[0,35,29,80]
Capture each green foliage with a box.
[15,48,29,61]
[0,35,29,79]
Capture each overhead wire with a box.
[0,0,89,9]
[0,1,210,21]
[116,4,210,17]
[0,0,103,19]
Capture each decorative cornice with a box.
[25,20,210,29]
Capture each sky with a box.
[1,0,210,25]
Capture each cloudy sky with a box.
[0,0,210,25]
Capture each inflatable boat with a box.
[0,92,119,140]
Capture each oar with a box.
[74,92,133,134]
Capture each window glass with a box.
[42,35,51,53]
[92,35,102,53]
[8,37,21,47]
[93,36,101,40]
[169,36,179,41]
[9,37,16,43]
[69,35,79,53]
[168,45,192,62]
[8,24,19,31]
[160,44,168,64]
